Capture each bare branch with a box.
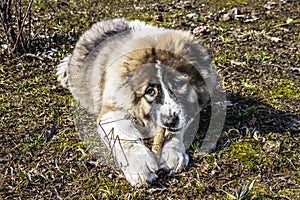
[11,0,34,54]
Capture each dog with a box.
[57,18,216,186]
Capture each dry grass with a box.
[0,0,299,199]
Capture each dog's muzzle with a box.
[160,113,182,132]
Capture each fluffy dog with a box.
[57,18,216,186]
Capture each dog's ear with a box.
[192,78,211,107]
[181,35,216,108]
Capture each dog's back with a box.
[56,18,152,113]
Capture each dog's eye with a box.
[145,87,156,97]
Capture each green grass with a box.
[0,0,299,199]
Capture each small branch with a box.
[0,0,13,52]
[27,1,32,48]
[11,0,34,54]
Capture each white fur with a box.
[98,111,189,185]
[159,132,189,173]
[155,63,184,129]
[97,111,158,186]
[57,18,216,187]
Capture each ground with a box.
[0,0,299,199]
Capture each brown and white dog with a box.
[57,18,216,186]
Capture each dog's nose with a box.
[161,114,179,128]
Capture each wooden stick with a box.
[151,127,165,163]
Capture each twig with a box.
[11,0,34,54]
[0,0,13,52]
[151,127,166,163]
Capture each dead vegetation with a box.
[0,0,299,199]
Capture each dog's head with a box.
[122,48,211,133]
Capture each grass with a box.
[0,0,299,199]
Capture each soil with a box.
[0,0,299,199]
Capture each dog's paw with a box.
[123,169,158,187]
[117,145,158,187]
[159,146,189,173]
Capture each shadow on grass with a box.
[191,93,299,160]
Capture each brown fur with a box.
[57,18,215,140]
[56,18,217,186]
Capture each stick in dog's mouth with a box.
[151,127,166,163]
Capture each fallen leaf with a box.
[186,13,197,19]
[263,1,277,10]
[231,60,246,66]
[193,26,209,35]
[222,7,238,21]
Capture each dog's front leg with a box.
[159,131,189,173]
[97,111,158,187]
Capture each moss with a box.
[207,0,250,8]
[229,141,259,166]
[277,188,300,199]
[0,0,299,199]
[250,183,271,197]
[266,80,299,98]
